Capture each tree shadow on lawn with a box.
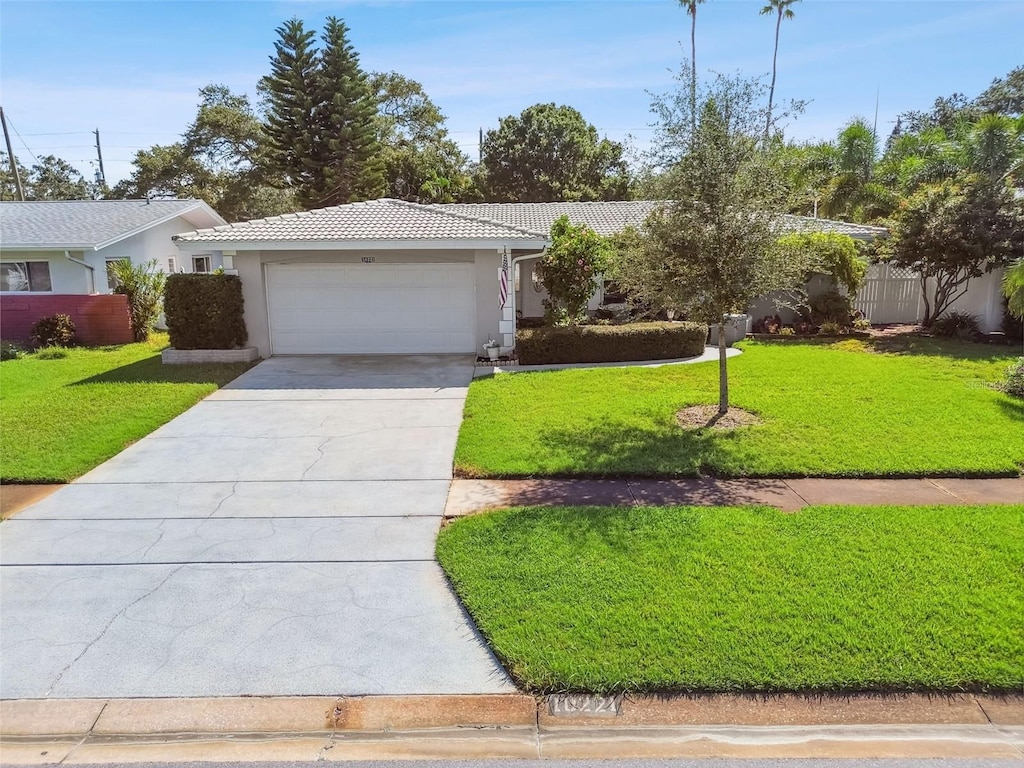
[534,416,745,478]
[464,502,710,558]
[751,335,1017,362]
[996,396,1024,422]
[71,357,253,386]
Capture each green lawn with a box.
[0,334,251,482]
[437,503,1024,694]
[455,337,1024,478]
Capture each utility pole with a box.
[478,128,483,163]
[1,106,25,201]
[93,128,106,189]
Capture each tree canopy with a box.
[371,72,470,202]
[477,104,630,202]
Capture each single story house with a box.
[0,199,225,344]
[171,199,1004,358]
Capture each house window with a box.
[167,256,177,274]
[193,256,211,273]
[106,259,128,291]
[1,261,52,292]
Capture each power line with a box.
[5,115,40,165]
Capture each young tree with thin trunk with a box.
[761,0,799,137]
[619,76,810,413]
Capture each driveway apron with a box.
[0,355,515,698]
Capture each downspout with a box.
[508,250,545,353]
[65,250,96,294]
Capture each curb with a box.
[2,693,1022,763]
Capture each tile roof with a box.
[173,198,549,244]
[172,198,889,246]
[433,201,660,237]
[437,202,888,240]
[778,214,889,239]
[0,199,217,249]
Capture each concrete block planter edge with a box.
[162,347,260,364]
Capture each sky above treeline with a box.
[1,0,1021,186]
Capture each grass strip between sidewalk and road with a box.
[437,503,1024,694]
[1,334,251,483]
[455,337,1024,478]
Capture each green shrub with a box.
[852,317,872,331]
[1002,297,1024,341]
[535,216,612,326]
[805,291,853,326]
[776,231,868,295]
[931,311,981,341]
[1,340,26,361]
[1001,358,1024,398]
[30,314,76,348]
[164,273,247,350]
[516,321,708,365]
[109,258,167,342]
[34,346,70,360]
[818,320,845,336]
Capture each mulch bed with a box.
[676,405,762,431]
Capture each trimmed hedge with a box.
[516,321,708,365]
[164,274,248,350]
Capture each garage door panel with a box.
[268,263,477,354]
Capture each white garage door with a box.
[267,263,477,354]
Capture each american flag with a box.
[499,250,509,308]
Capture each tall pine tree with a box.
[262,16,383,208]
[314,17,384,205]
[261,19,319,201]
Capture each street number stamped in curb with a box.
[547,693,624,717]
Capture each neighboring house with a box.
[0,199,226,344]
[171,198,1002,359]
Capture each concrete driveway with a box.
[0,355,515,698]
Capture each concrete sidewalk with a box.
[2,693,1021,762]
[445,476,1023,516]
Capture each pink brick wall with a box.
[0,294,134,346]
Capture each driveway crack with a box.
[43,564,186,697]
[300,438,332,481]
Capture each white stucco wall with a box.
[90,216,221,292]
[0,249,91,294]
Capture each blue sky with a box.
[1,0,1021,185]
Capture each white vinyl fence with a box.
[854,263,922,324]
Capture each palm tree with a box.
[679,0,706,138]
[760,0,799,137]
[1004,258,1024,319]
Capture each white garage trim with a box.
[266,262,477,355]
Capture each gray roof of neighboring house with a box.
[172,198,888,246]
[173,198,550,244]
[0,199,225,250]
